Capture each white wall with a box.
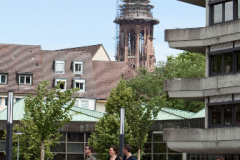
[75,98,96,110]
[0,96,24,111]
[92,46,111,61]
[96,102,106,113]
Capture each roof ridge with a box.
[55,44,102,51]
[190,108,205,118]
[0,43,41,47]
[161,107,195,119]
[70,106,104,119]
[73,106,104,114]
[159,109,185,119]
[162,107,195,114]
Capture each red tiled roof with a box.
[0,44,43,94]
[0,43,135,100]
[42,50,97,98]
[55,44,103,58]
[92,61,136,100]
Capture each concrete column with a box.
[206,0,209,26]
[205,47,209,77]
[182,153,187,160]
[205,97,209,129]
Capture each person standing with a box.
[108,145,121,160]
[84,145,96,160]
[122,144,136,160]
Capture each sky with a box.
[0,0,205,62]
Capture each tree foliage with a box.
[89,51,205,160]
[156,51,206,112]
[11,81,78,160]
[90,80,161,160]
[88,114,132,160]
[159,51,205,79]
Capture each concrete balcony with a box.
[163,127,240,154]
[177,0,205,7]
[164,74,240,100]
[165,19,240,53]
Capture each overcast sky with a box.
[0,0,205,62]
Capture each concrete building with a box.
[114,0,159,71]
[164,0,240,159]
[0,43,136,112]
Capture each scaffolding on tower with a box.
[115,0,120,60]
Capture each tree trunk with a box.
[41,140,44,160]
[137,148,141,160]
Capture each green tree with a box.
[88,114,132,160]
[156,51,206,112]
[126,70,163,160]
[17,81,78,160]
[9,123,61,160]
[90,80,161,160]
[160,51,205,79]
[89,51,205,160]
[89,80,134,160]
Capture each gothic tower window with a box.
[128,30,136,57]
[139,30,145,60]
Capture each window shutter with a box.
[56,63,64,73]
[81,100,89,109]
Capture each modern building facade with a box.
[164,0,240,158]
[114,0,159,71]
[0,43,136,112]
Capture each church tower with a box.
[114,0,159,72]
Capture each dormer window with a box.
[17,72,32,85]
[0,74,7,84]
[55,60,65,74]
[73,61,83,75]
[55,79,67,91]
[73,79,86,92]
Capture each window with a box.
[73,61,83,75]
[225,1,234,21]
[73,79,86,92]
[235,105,240,125]
[238,0,240,18]
[81,100,89,109]
[74,99,79,107]
[223,105,232,125]
[212,54,223,75]
[55,60,65,74]
[5,98,8,107]
[237,51,240,71]
[211,106,222,126]
[55,79,67,91]
[210,52,234,76]
[0,74,7,84]
[210,0,235,24]
[19,75,32,85]
[213,3,223,23]
[209,103,240,127]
